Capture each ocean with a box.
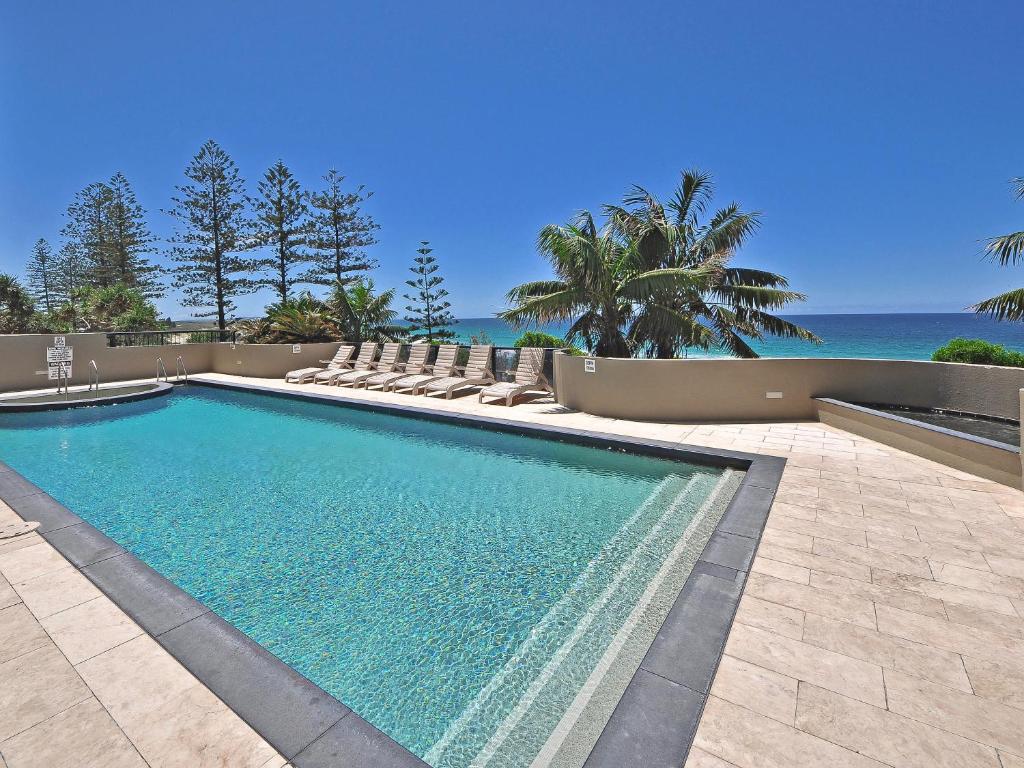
[450,313,1024,360]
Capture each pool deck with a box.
[2,372,1024,768]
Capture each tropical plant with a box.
[231,317,275,343]
[972,177,1024,321]
[327,279,405,344]
[0,274,36,333]
[931,338,1024,367]
[501,171,818,358]
[404,240,456,342]
[266,293,335,343]
[514,330,583,355]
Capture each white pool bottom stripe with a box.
[527,469,737,767]
[424,474,690,766]
[470,470,733,767]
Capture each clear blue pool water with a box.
[0,386,729,766]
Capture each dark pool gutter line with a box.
[1,379,784,768]
[0,381,174,412]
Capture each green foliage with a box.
[931,338,1024,367]
[27,238,59,312]
[252,160,312,303]
[328,279,405,344]
[0,274,36,333]
[304,169,379,285]
[404,241,456,342]
[514,330,582,355]
[501,170,818,358]
[973,177,1024,321]
[167,140,256,329]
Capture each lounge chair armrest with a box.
[318,359,332,364]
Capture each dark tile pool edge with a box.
[0,380,785,768]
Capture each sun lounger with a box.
[334,342,398,387]
[361,344,431,390]
[387,344,459,394]
[478,348,552,406]
[422,345,495,399]
[314,342,377,385]
[285,344,355,383]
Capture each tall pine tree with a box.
[106,172,161,298]
[55,242,86,301]
[252,160,311,304]
[304,169,379,285]
[404,241,456,342]
[63,182,115,287]
[26,238,58,312]
[166,140,255,330]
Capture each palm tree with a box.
[0,274,37,334]
[606,170,819,358]
[326,279,406,343]
[501,172,818,358]
[266,292,335,342]
[972,177,1024,320]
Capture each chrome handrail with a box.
[56,361,69,399]
[175,356,188,383]
[156,357,168,382]
[88,360,99,391]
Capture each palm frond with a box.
[984,231,1024,266]
[971,288,1024,321]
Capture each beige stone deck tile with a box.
[813,539,933,579]
[809,571,947,619]
[885,668,1024,756]
[0,543,69,582]
[12,565,102,620]
[999,751,1024,768]
[818,486,908,511]
[0,604,50,664]
[0,532,44,556]
[746,572,877,628]
[692,695,887,768]
[943,601,1024,639]
[760,528,813,552]
[866,531,991,570]
[0,697,146,768]
[962,655,1024,710]
[685,746,741,767]
[775,493,866,516]
[795,682,1000,768]
[816,510,921,541]
[801,612,972,692]
[734,594,805,640]
[865,505,970,536]
[40,596,143,664]
[709,654,798,725]
[906,499,1007,524]
[872,568,1018,615]
[931,562,1024,599]
[770,501,818,521]
[875,604,1024,665]
[985,553,1024,579]
[751,555,811,584]
[0,574,19,610]
[0,644,91,741]
[724,622,885,706]
[767,516,868,546]
[757,543,870,581]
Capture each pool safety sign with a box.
[584,358,596,373]
[46,338,73,380]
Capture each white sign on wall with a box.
[46,345,73,380]
[584,358,596,374]
[53,335,66,348]
[292,344,301,353]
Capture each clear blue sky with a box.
[2,0,1022,320]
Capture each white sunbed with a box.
[334,343,398,388]
[387,344,460,394]
[285,344,355,383]
[314,343,378,385]
[479,348,553,406]
[422,345,495,399]
[360,344,431,390]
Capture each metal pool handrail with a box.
[175,356,189,383]
[156,357,168,382]
[88,360,99,391]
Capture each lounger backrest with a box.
[354,343,378,369]
[405,344,430,373]
[465,345,493,377]
[330,345,355,368]
[432,345,459,375]
[514,348,545,384]
[378,343,401,368]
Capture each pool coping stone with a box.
[0,378,784,768]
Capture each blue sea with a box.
[451,313,1024,360]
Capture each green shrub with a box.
[514,330,583,355]
[931,338,1024,367]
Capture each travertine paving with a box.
[3,372,1024,768]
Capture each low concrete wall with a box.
[816,398,1021,488]
[554,355,1024,422]
[210,342,342,378]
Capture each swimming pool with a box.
[0,385,741,767]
